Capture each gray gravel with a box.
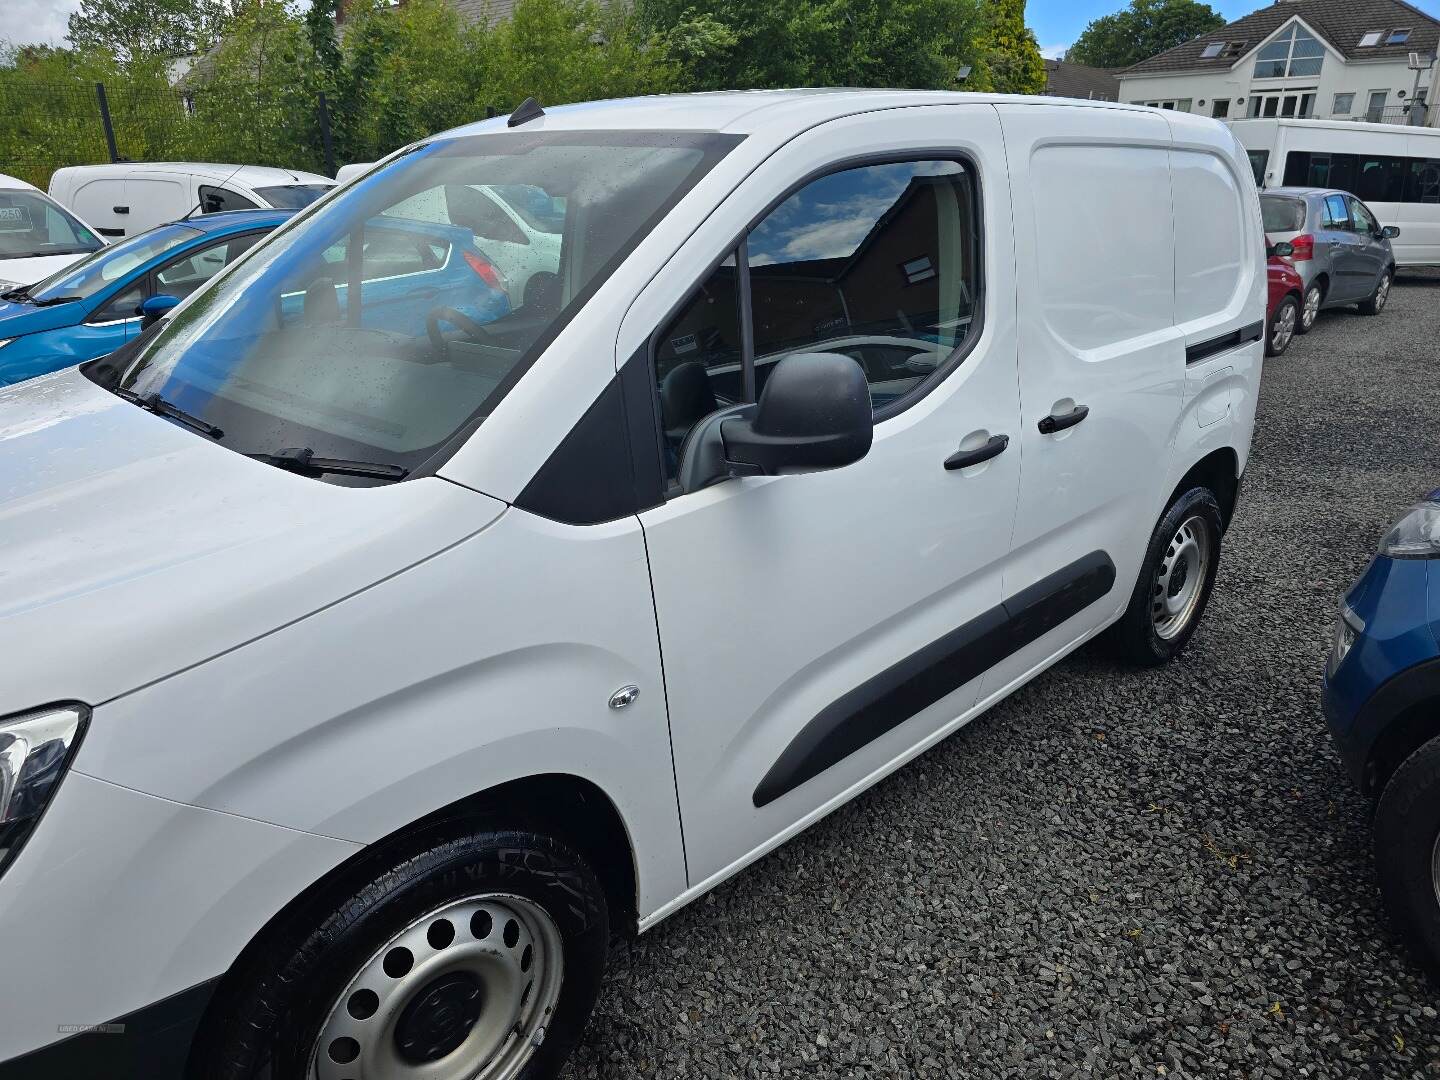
[566,271,1440,1080]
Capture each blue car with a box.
[0,209,294,386]
[1323,490,1440,980]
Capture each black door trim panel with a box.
[752,550,1116,807]
[1185,321,1263,365]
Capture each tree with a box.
[969,0,1045,94]
[1067,0,1225,69]
[66,0,238,66]
[641,0,987,91]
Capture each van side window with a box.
[199,186,259,214]
[651,159,981,481]
[747,161,977,405]
[654,252,743,467]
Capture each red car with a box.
[1265,242,1304,357]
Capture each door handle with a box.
[1038,404,1089,434]
[944,433,1009,470]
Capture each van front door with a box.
[632,106,1022,894]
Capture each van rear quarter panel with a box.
[1166,113,1265,487]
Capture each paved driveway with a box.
[567,271,1440,1079]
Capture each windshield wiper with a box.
[249,447,408,481]
[116,388,224,439]
[31,295,83,307]
[1,287,33,303]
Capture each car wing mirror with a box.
[1268,241,1294,258]
[1381,225,1401,239]
[137,293,180,329]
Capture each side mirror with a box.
[137,293,180,329]
[1268,240,1294,258]
[721,352,873,476]
[1381,225,1401,239]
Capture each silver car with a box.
[1260,187,1399,333]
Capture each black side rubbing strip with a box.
[752,551,1117,808]
[1186,321,1263,365]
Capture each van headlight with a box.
[0,704,88,878]
[1379,502,1440,559]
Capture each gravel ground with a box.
[565,270,1440,1080]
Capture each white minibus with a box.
[1231,117,1440,266]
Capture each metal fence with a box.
[0,79,346,190]
[1358,103,1440,127]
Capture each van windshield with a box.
[25,224,198,302]
[112,131,740,483]
[1261,195,1306,233]
[0,189,103,264]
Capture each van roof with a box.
[1229,117,1440,139]
[430,89,1159,141]
[53,163,336,187]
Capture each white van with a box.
[0,171,104,289]
[47,162,336,240]
[1231,117,1440,266]
[0,92,1262,1080]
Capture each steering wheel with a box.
[426,305,491,362]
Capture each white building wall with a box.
[1118,20,1435,125]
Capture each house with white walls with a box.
[1116,0,1440,126]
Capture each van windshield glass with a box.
[111,131,740,482]
[0,190,103,263]
[1260,195,1306,232]
[26,224,198,302]
[254,184,335,209]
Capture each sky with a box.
[5,0,1440,57]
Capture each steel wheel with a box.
[1301,285,1321,330]
[1151,515,1211,641]
[309,893,565,1080]
[1270,298,1297,355]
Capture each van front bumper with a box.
[0,767,359,1075]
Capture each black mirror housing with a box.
[1268,240,1294,258]
[1382,225,1401,239]
[720,352,873,476]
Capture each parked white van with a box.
[1232,117,1440,266]
[0,171,104,289]
[47,162,336,240]
[0,92,1263,1080]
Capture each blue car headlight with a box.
[0,704,88,878]
[1327,605,1364,679]
[1379,502,1440,559]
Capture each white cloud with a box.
[1,0,81,49]
[1040,43,1069,60]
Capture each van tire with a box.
[1104,487,1223,667]
[191,827,609,1080]
[1358,268,1392,316]
[1374,734,1440,983]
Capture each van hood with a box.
[0,252,92,292]
[0,368,505,713]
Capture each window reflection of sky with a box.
[748,161,962,266]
